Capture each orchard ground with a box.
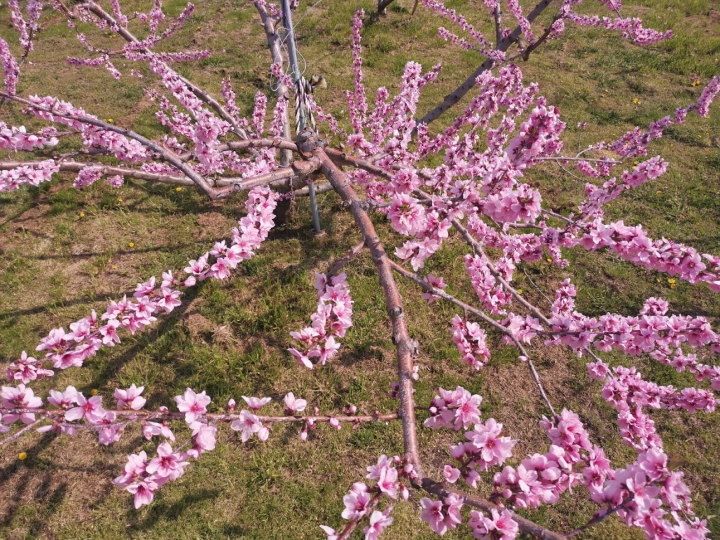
[0,1,719,538]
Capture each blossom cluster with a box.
[539,283,720,392]
[288,272,354,369]
[577,220,720,291]
[113,387,218,508]
[451,315,491,370]
[421,0,673,65]
[424,386,482,430]
[0,386,324,509]
[427,388,708,539]
[322,455,418,539]
[0,122,58,152]
[0,159,60,192]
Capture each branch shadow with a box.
[0,290,135,323]
[22,240,215,261]
[124,489,221,533]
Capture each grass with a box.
[0,0,719,538]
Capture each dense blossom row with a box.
[421,388,709,539]
[0,0,292,194]
[419,0,673,66]
[6,186,278,385]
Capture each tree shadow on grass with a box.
[0,201,378,532]
[0,290,135,323]
[23,239,215,261]
[0,465,68,534]
[124,488,221,533]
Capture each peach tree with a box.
[1,1,719,538]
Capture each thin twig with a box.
[0,420,42,447]
[0,408,399,424]
[82,1,249,140]
[327,241,367,277]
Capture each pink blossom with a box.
[174,388,211,423]
[190,422,217,455]
[420,494,463,536]
[127,478,158,509]
[425,386,482,430]
[48,386,79,409]
[114,384,146,410]
[97,411,123,445]
[468,509,519,539]
[65,393,106,424]
[341,482,371,520]
[364,508,394,540]
[113,451,149,488]
[230,410,268,442]
[6,351,53,384]
[1,384,43,424]
[443,465,461,483]
[146,442,189,480]
[242,396,271,411]
[283,392,307,413]
[142,421,175,441]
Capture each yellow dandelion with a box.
[667,278,677,284]
[517,289,524,295]
[90,389,99,396]
[18,452,27,460]
[106,118,114,123]
[670,283,677,289]
[546,258,553,263]
[175,187,184,192]
[632,98,641,105]
[656,190,662,194]
[116,198,123,203]
[128,242,135,248]
[78,211,85,218]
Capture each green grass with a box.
[0,0,719,538]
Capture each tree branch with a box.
[0,408,399,425]
[327,241,367,277]
[418,0,556,125]
[1,92,224,199]
[253,0,293,166]
[388,258,557,417]
[421,478,567,540]
[308,135,423,475]
[81,1,250,140]
[0,420,42,447]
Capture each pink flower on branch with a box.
[420,493,463,536]
[468,508,519,539]
[114,384,146,410]
[174,388,211,423]
[283,392,307,413]
[288,273,353,369]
